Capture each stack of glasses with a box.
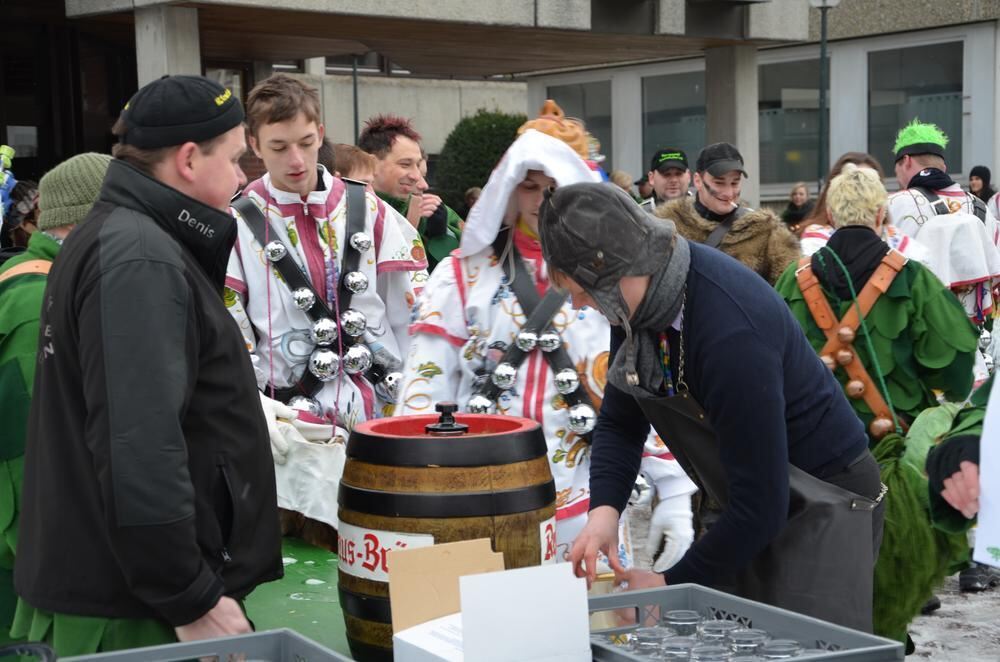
[592,610,830,660]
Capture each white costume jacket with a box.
[225,167,426,526]
[888,184,1000,321]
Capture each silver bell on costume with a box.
[554,368,580,395]
[491,362,518,390]
[288,396,323,418]
[467,394,495,414]
[515,330,538,352]
[381,371,404,402]
[311,318,338,346]
[538,331,562,353]
[292,287,316,311]
[343,344,374,375]
[980,328,992,352]
[264,241,287,262]
[308,349,341,382]
[340,309,367,337]
[343,271,369,294]
[567,403,597,434]
[350,232,373,252]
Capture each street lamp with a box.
[809,0,840,193]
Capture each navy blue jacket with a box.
[591,242,867,586]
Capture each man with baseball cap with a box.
[537,182,883,632]
[654,142,799,285]
[14,75,281,655]
[639,147,692,211]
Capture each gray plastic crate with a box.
[63,628,352,662]
[589,584,903,661]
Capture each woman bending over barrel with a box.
[396,102,696,571]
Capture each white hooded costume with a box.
[396,130,696,570]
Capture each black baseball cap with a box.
[119,75,245,149]
[696,143,747,178]
[649,148,688,173]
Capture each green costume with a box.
[0,232,61,644]
[775,235,978,441]
[378,193,462,271]
[775,227,977,643]
[927,374,992,534]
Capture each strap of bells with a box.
[231,182,402,417]
[467,230,598,438]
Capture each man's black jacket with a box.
[15,160,282,626]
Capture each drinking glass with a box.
[662,609,702,636]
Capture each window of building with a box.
[758,59,825,185]
[546,81,613,168]
[868,41,963,171]
[642,70,705,176]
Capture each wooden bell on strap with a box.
[845,380,866,399]
[836,349,854,366]
[870,416,895,439]
[837,326,856,343]
[821,354,836,371]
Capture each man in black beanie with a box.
[14,75,282,655]
[538,182,884,633]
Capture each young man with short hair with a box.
[655,143,799,285]
[225,74,425,535]
[359,115,463,271]
[14,75,281,655]
[639,148,692,211]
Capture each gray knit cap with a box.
[37,153,112,231]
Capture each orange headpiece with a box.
[518,100,589,160]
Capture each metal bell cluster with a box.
[380,371,404,402]
[467,394,495,414]
[343,344,373,375]
[341,309,367,338]
[264,241,287,262]
[567,403,597,434]
[311,318,338,346]
[288,395,323,418]
[491,362,518,390]
[350,232,372,253]
[308,349,341,382]
[343,271,369,295]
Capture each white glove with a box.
[258,392,298,465]
[646,493,695,573]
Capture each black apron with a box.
[636,389,877,633]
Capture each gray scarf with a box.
[607,235,690,398]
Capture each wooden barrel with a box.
[337,413,557,662]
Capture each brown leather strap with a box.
[796,251,908,429]
[0,259,51,284]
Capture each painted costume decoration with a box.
[886,120,1000,322]
[655,196,800,286]
[397,127,696,566]
[226,166,425,528]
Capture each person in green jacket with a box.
[358,114,462,271]
[0,152,111,644]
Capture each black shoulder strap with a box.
[913,187,951,217]
[475,230,597,433]
[971,196,988,223]
[703,206,749,249]
[231,182,381,401]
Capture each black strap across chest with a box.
[704,206,749,249]
[231,179,378,401]
[915,187,987,222]
[474,230,597,434]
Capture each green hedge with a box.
[434,109,527,214]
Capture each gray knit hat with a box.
[37,153,112,231]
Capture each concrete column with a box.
[611,72,642,177]
[704,45,760,208]
[134,6,201,86]
[304,57,327,76]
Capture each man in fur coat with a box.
[654,143,800,285]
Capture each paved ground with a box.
[627,504,1000,661]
